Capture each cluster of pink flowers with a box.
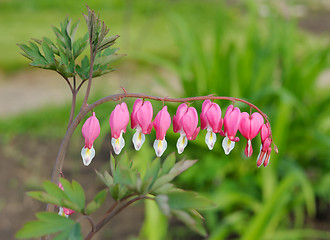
[81,99,273,167]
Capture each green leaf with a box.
[104,171,114,186]
[172,209,207,237]
[153,183,174,195]
[76,55,90,80]
[53,223,83,240]
[52,26,66,46]
[43,181,67,200]
[17,44,35,60]
[16,212,75,238]
[110,154,118,183]
[155,195,170,216]
[71,180,86,210]
[43,37,59,55]
[109,183,120,201]
[27,191,60,206]
[73,33,88,59]
[41,41,55,64]
[70,20,80,41]
[98,35,119,52]
[161,153,176,175]
[59,49,68,65]
[169,159,197,176]
[167,189,214,210]
[85,189,107,215]
[151,160,197,192]
[145,158,161,191]
[96,170,113,188]
[60,199,81,213]
[59,178,85,212]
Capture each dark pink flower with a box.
[220,105,241,155]
[239,112,264,157]
[260,123,271,143]
[81,112,100,166]
[109,102,129,154]
[131,99,153,150]
[257,123,272,167]
[153,106,171,157]
[200,100,223,150]
[256,137,272,167]
[173,103,200,154]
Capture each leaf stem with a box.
[84,196,152,240]
[77,215,95,234]
[68,90,77,128]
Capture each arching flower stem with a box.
[49,92,277,212]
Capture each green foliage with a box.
[85,189,107,215]
[136,1,330,239]
[16,212,82,239]
[96,153,213,236]
[17,18,88,78]
[17,6,123,80]
[27,178,107,215]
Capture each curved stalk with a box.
[51,92,277,189]
[84,196,152,240]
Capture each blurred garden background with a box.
[1,0,330,239]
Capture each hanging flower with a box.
[153,106,171,157]
[239,112,264,157]
[257,123,272,167]
[260,123,271,143]
[200,100,223,150]
[173,103,200,154]
[109,102,129,154]
[220,105,241,155]
[131,99,153,150]
[81,112,100,166]
[257,137,272,167]
[58,183,74,218]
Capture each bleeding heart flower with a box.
[131,99,153,150]
[153,106,171,157]
[256,137,272,167]
[81,112,100,166]
[109,102,129,154]
[260,123,271,143]
[173,103,200,154]
[256,123,272,167]
[239,112,264,157]
[200,100,223,150]
[220,105,241,155]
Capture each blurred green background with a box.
[1,0,330,239]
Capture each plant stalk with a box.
[84,196,151,240]
[51,93,276,188]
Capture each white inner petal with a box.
[153,138,167,157]
[222,136,235,155]
[81,145,95,166]
[111,131,125,155]
[256,145,265,167]
[132,130,145,151]
[205,130,216,150]
[58,207,68,218]
[247,139,252,156]
[177,134,188,154]
[264,153,271,167]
